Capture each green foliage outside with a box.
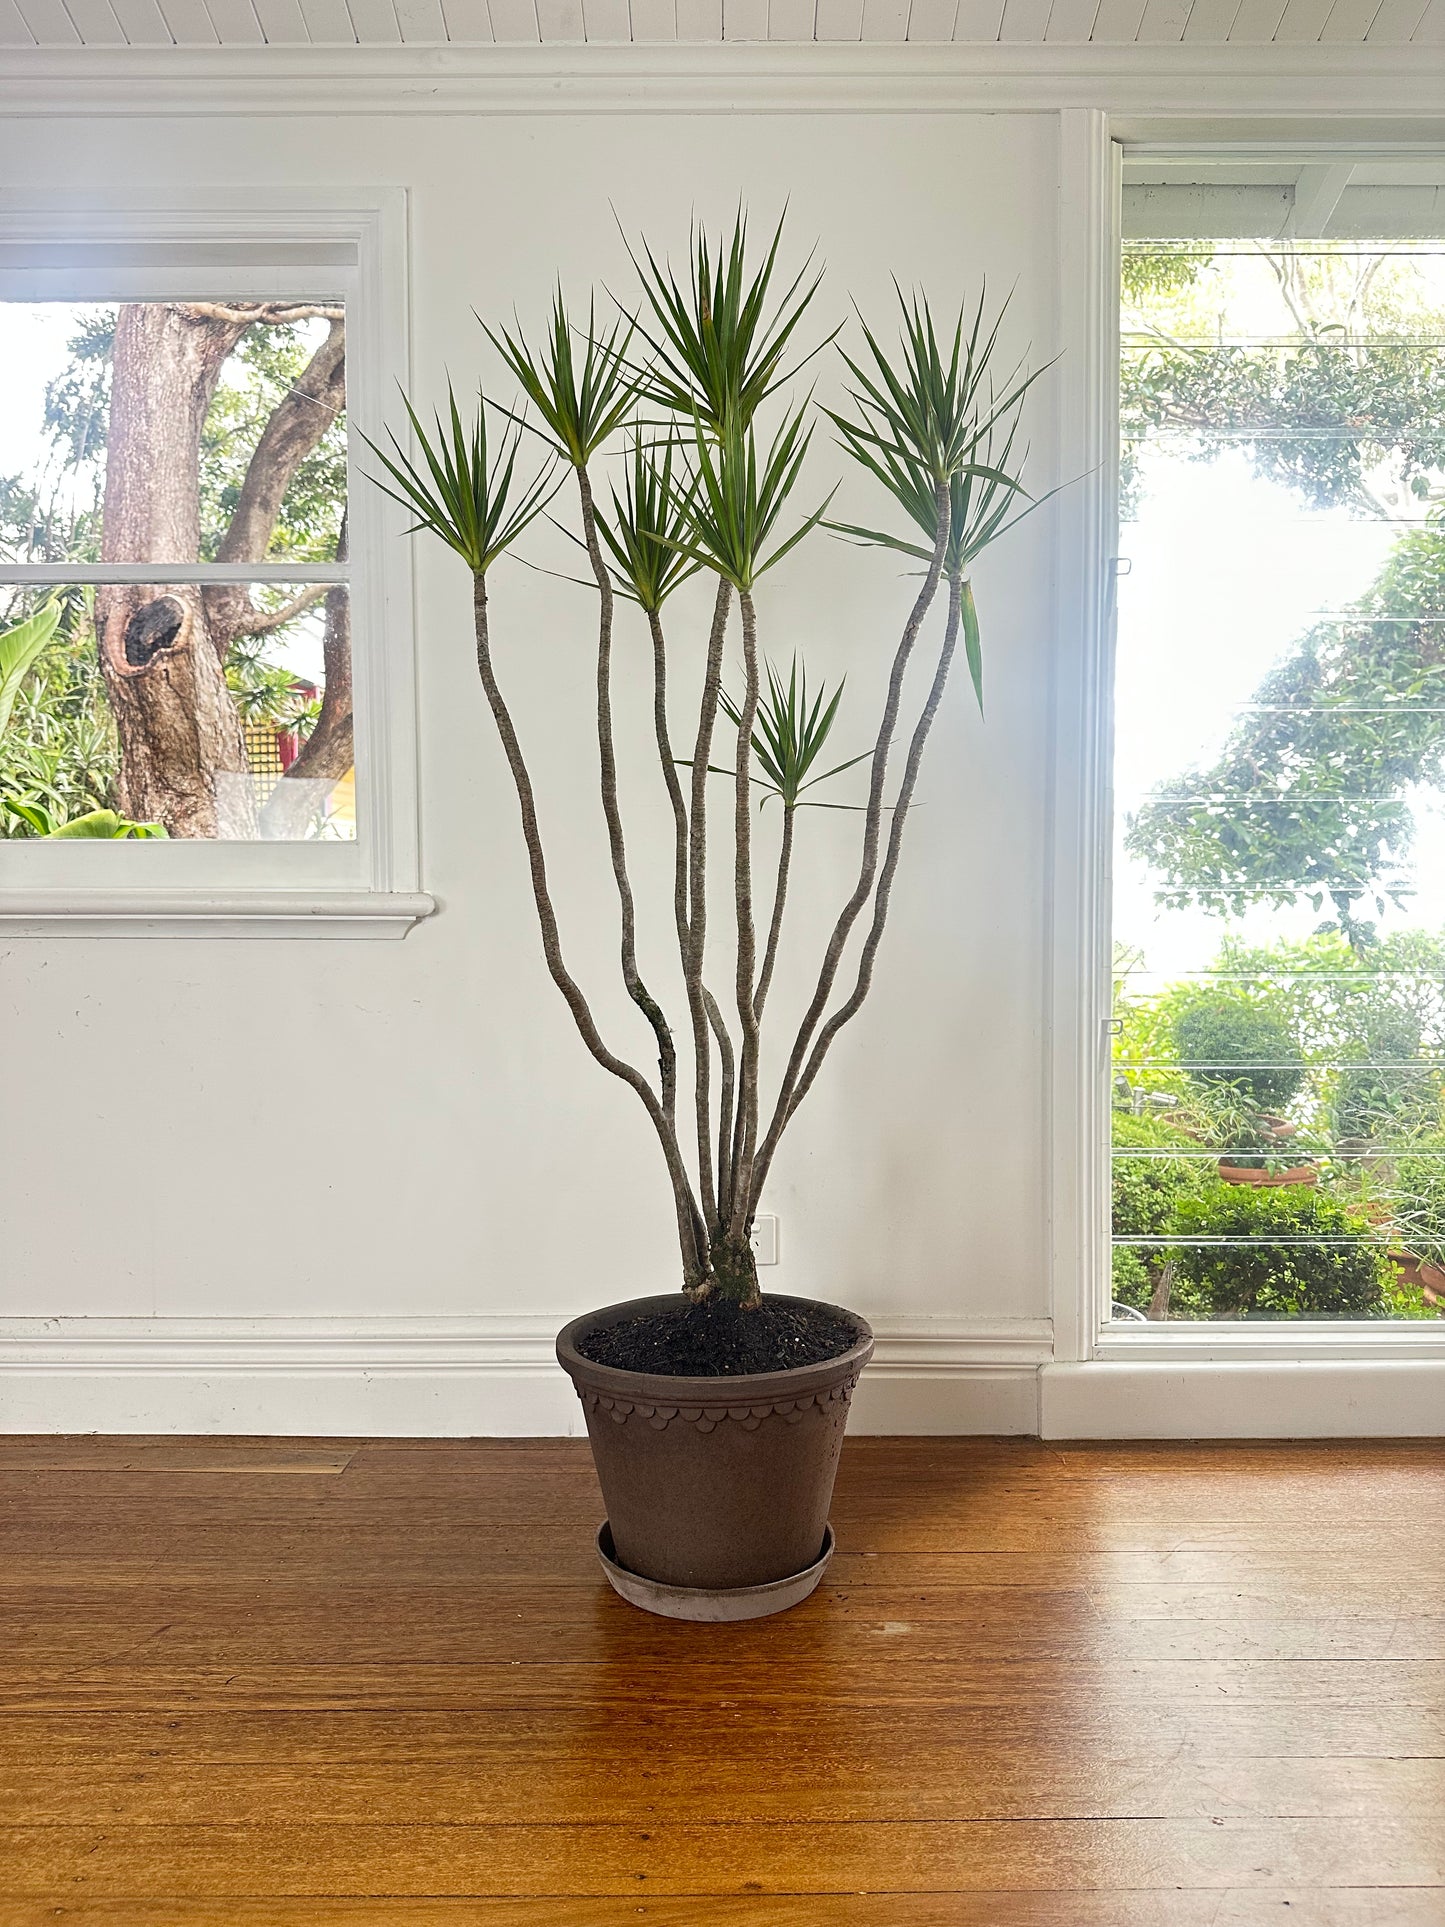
[1,307,346,836]
[1112,933,1445,1321]
[1170,990,1306,1114]
[1171,1182,1394,1321]
[1120,239,1445,945]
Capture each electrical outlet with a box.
[750,1213,779,1266]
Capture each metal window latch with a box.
[1105,1017,1124,1036]
[1111,557,1132,578]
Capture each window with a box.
[0,194,428,937]
[1109,159,1445,1328]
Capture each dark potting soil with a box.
[576,1298,860,1378]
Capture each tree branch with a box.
[231,584,330,637]
[259,515,351,842]
[647,605,692,979]
[703,986,737,1226]
[684,576,734,1241]
[751,573,965,1201]
[177,303,346,327]
[471,573,706,1287]
[753,801,795,1023]
[217,318,346,568]
[727,587,763,1241]
[577,465,679,1128]
[750,483,951,1207]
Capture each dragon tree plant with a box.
[372,214,1047,1310]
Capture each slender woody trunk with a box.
[684,577,734,1247]
[749,483,952,1203]
[647,606,691,972]
[471,572,707,1287]
[750,574,967,1202]
[727,588,763,1246]
[577,466,678,1125]
[753,804,795,1024]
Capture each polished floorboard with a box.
[0,1434,1441,1925]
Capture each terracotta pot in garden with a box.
[1388,1250,1445,1310]
[1217,1160,1318,1187]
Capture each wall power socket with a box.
[749,1214,779,1266]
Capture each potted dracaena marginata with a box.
[372,215,1047,1620]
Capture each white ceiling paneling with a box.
[769,0,814,33]
[205,0,262,35]
[535,0,582,31]
[579,0,626,34]
[1225,0,1287,31]
[860,0,908,36]
[998,0,1049,36]
[1042,0,1096,36]
[952,0,1003,30]
[109,0,172,35]
[906,0,959,33]
[1089,0,1145,32]
[253,0,308,35]
[0,0,36,38]
[13,0,1445,47]
[15,0,81,40]
[722,0,767,31]
[395,0,446,32]
[1274,0,1332,34]
[486,0,538,33]
[441,0,492,28]
[60,0,126,38]
[814,0,862,33]
[1135,0,1189,35]
[345,0,400,35]
[156,0,218,35]
[677,0,722,32]
[1318,0,1381,35]
[296,0,355,38]
[1364,0,1426,32]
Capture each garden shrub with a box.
[1172,1181,1392,1320]
[1110,1110,1210,1313]
[1171,991,1306,1114]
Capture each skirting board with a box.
[0,1316,1052,1438]
[1040,1359,1445,1439]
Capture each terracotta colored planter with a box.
[1388,1250,1445,1309]
[1217,1160,1318,1187]
[556,1294,873,1617]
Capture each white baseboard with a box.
[1040,1358,1445,1439]
[0,1316,1053,1438]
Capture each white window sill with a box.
[0,890,437,940]
[1095,1320,1445,1362]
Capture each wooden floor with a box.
[0,1437,1441,1926]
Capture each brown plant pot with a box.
[556,1294,874,1617]
[1217,1160,1318,1187]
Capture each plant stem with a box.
[752,573,965,1194]
[753,801,794,1023]
[647,605,691,969]
[685,576,734,1247]
[747,484,950,1218]
[577,464,677,1126]
[727,588,763,1241]
[704,986,736,1226]
[471,573,707,1287]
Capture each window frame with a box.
[1049,114,1445,1366]
[0,186,432,940]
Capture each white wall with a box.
[0,105,1064,1432]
